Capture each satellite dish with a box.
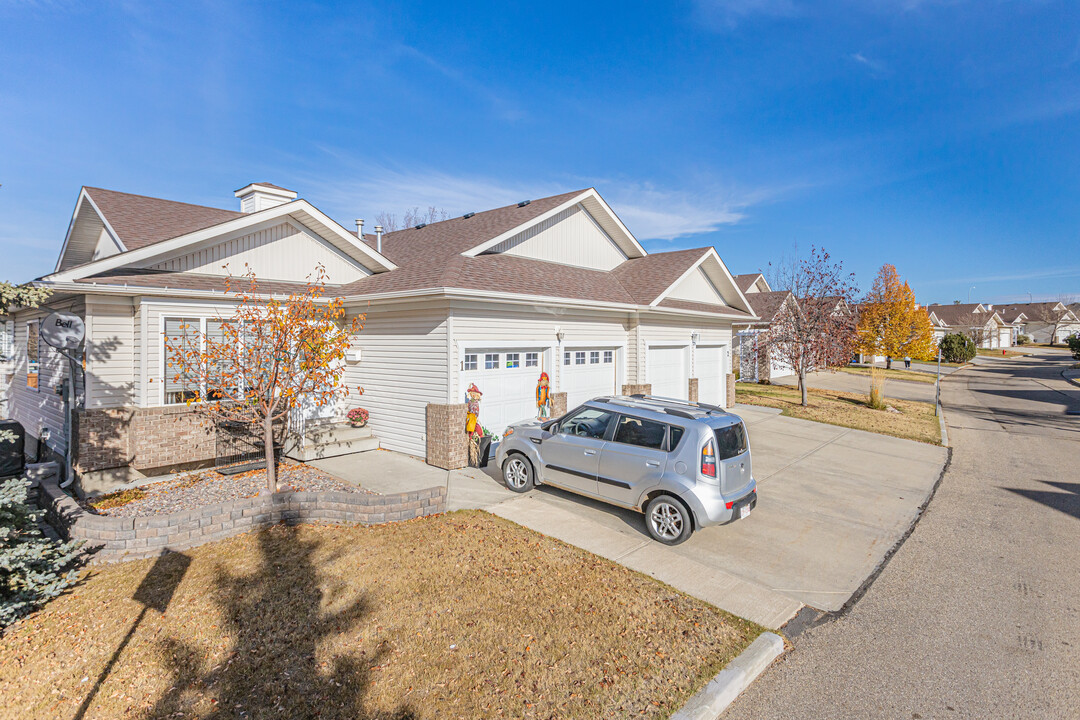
[40,312,85,351]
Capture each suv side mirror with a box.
[540,430,554,441]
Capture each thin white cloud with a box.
[850,52,889,77]
[298,163,756,242]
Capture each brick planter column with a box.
[426,403,468,470]
[726,373,736,408]
[688,378,699,402]
[550,392,568,418]
[621,383,652,396]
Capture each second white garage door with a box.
[695,345,725,406]
[649,345,688,400]
[562,347,619,408]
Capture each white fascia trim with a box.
[37,280,329,303]
[53,189,127,273]
[650,248,756,315]
[45,199,397,283]
[460,189,647,260]
[291,201,397,272]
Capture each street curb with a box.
[937,403,949,447]
[670,632,785,720]
[1062,370,1080,389]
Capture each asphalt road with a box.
[723,348,1080,719]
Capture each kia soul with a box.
[495,395,757,545]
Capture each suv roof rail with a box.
[628,394,728,415]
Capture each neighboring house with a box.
[993,302,1080,345]
[731,273,796,382]
[925,303,1011,348]
[2,184,756,488]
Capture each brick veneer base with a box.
[726,373,736,407]
[35,469,446,564]
[425,403,468,470]
[77,405,217,474]
[621,384,652,396]
[688,378,699,403]
[550,391,568,418]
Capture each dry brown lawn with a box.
[737,383,941,445]
[837,366,937,384]
[0,511,761,720]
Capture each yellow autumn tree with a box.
[856,264,937,368]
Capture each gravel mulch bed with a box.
[85,463,371,518]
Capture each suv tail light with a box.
[701,440,717,479]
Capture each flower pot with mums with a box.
[346,407,369,428]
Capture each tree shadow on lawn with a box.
[143,526,415,720]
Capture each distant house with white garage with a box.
[731,273,796,382]
[993,302,1080,345]
[925,303,1012,349]
[2,184,757,489]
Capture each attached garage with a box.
[461,347,548,434]
[695,345,726,405]
[998,327,1012,349]
[648,345,689,400]
[562,347,619,408]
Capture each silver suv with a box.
[494,395,757,545]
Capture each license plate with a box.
[739,504,751,519]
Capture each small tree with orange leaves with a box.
[856,264,936,368]
[165,265,363,491]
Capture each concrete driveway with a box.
[448,405,947,629]
[772,369,938,403]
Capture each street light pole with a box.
[935,343,942,416]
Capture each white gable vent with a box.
[234,182,298,213]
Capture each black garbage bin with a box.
[0,420,26,479]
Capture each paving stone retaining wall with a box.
[33,464,446,564]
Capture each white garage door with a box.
[562,347,618,409]
[461,348,547,434]
[649,345,688,400]
[998,328,1012,348]
[696,345,725,406]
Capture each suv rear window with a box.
[714,423,747,460]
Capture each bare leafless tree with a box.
[375,206,449,233]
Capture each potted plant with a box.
[346,407,369,428]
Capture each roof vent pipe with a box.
[374,225,384,254]
[355,219,364,240]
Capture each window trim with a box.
[26,320,40,392]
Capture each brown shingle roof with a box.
[85,187,243,251]
[609,247,711,305]
[925,303,992,326]
[740,290,792,323]
[656,299,754,319]
[734,273,763,293]
[67,186,746,317]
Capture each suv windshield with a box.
[714,423,747,460]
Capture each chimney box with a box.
[234,183,298,213]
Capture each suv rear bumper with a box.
[679,481,757,527]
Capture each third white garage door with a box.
[648,345,688,400]
[695,345,725,406]
[562,348,619,408]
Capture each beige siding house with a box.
[3,184,755,489]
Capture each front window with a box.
[485,353,499,370]
[26,320,39,391]
[558,407,614,439]
[164,317,202,404]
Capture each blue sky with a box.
[1,0,1078,304]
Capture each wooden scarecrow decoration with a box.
[536,371,551,419]
[465,383,483,465]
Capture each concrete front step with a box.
[284,422,381,462]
